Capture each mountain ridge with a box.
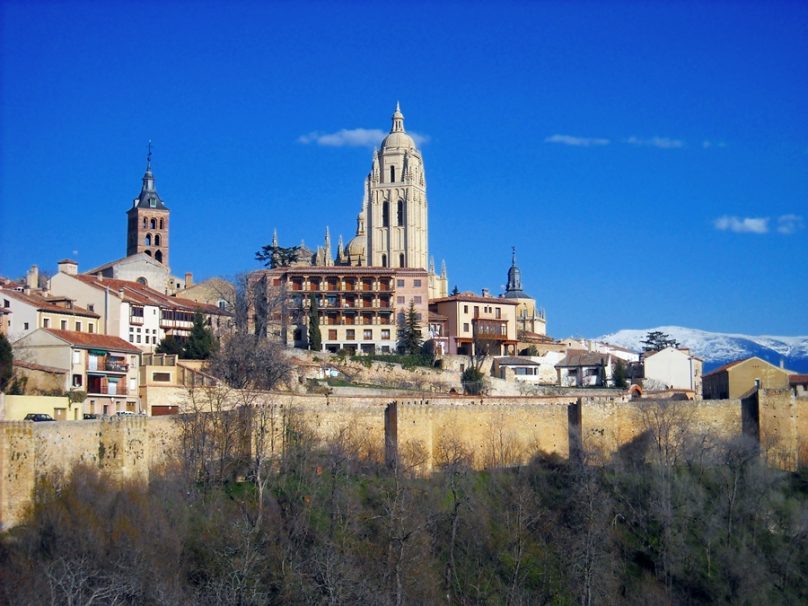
[596,326,808,373]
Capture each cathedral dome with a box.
[346,234,365,258]
[381,102,416,150]
[381,131,416,150]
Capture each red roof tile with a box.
[0,287,98,317]
[44,329,141,353]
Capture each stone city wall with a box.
[2,390,805,529]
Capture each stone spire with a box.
[337,234,345,264]
[440,259,447,279]
[429,256,435,274]
[391,101,405,133]
[272,228,278,248]
[324,226,333,266]
[504,246,529,298]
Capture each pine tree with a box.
[0,334,12,392]
[398,300,423,354]
[183,311,216,359]
[156,335,184,356]
[613,359,628,389]
[308,295,322,351]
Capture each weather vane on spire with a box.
[147,140,153,169]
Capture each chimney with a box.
[185,272,193,288]
[780,359,784,369]
[481,287,490,298]
[57,259,78,275]
[26,264,39,292]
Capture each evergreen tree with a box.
[613,359,628,389]
[308,295,322,351]
[0,334,12,393]
[156,335,184,356]
[398,300,423,354]
[451,285,460,296]
[641,330,679,352]
[255,244,301,268]
[183,311,216,360]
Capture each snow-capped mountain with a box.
[596,326,808,373]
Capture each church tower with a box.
[126,144,170,266]
[364,103,428,269]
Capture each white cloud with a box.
[714,215,769,234]
[777,214,805,235]
[626,136,685,149]
[544,134,610,147]
[298,128,430,148]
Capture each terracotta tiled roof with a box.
[496,356,541,366]
[555,350,612,368]
[0,287,99,318]
[428,311,448,321]
[73,275,225,315]
[44,329,141,353]
[13,360,67,374]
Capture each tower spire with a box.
[146,140,153,171]
[391,102,405,133]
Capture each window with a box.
[328,329,337,340]
[463,305,468,314]
[381,329,390,340]
[152,372,171,382]
[390,165,396,182]
[87,304,94,312]
[413,279,421,287]
[154,234,161,246]
[463,323,470,332]
[397,200,404,225]
[145,234,152,246]
[72,374,82,387]
[136,335,141,343]
[142,217,147,228]
[363,329,372,340]
[397,296,405,304]
[150,218,156,229]
[381,254,387,268]
[399,253,405,267]
[382,201,390,227]
[397,279,405,287]
[495,307,501,319]
[43,318,50,328]
[75,321,81,331]
[346,329,355,340]
[23,322,29,330]
[159,218,164,229]
[60,320,67,330]
[72,350,81,364]
[474,306,479,316]
[88,324,94,333]
[413,296,422,304]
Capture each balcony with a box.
[130,315,144,325]
[472,318,509,341]
[105,360,129,373]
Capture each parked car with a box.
[115,411,136,416]
[83,413,99,420]
[24,413,55,422]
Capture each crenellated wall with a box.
[2,390,806,529]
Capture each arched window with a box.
[142,217,147,228]
[150,218,156,229]
[155,250,163,263]
[145,234,152,246]
[144,250,152,257]
[397,200,404,226]
[399,253,405,267]
[381,254,387,268]
[136,277,148,285]
[382,201,390,227]
[159,218,164,229]
[390,165,396,182]
[154,234,161,246]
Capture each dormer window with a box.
[149,197,156,208]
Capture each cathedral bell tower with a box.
[363,103,428,269]
[126,143,170,266]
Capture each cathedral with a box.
[273,104,448,299]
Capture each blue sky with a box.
[2,1,806,338]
